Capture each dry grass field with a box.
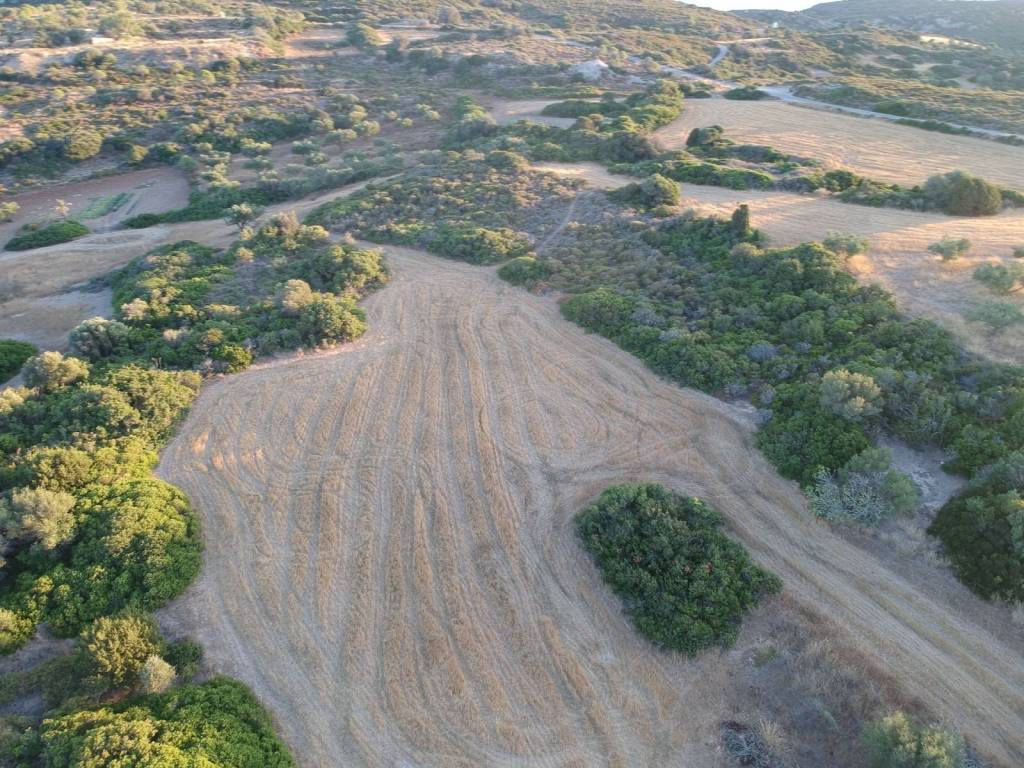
[158,244,1024,768]
[654,98,1024,188]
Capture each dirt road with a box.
[158,245,1024,767]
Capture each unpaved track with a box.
[159,245,1024,767]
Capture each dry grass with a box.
[654,98,1024,188]
[157,244,1023,768]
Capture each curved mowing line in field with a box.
[159,245,1024,767]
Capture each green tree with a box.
[731,204,751,237]
[925,171,1002,217]
[22,351,90,391]
[2,487,77,550]
[576,484,781,654]
[139,654,176,694]
[863,711,966,768]
[80,614,163,689]
[820,369,882,422]
[224,202,263,232]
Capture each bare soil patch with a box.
[489,100,576,128]
[158,245,1023,768]
[0,166,190,242]
[533,162,633,189]
[654,98,1024,188]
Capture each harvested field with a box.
[673,185,1024,363]
[159,244,1024,768]
[654,98,1024,188]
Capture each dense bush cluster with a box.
[0,214,386,652]
[0,340,36,382]
[576,484,780,654]
[0,359,202,648]
[18,677,295,767]
[542,205,1024,595]
[307,155,576,263]
[4,220,89,251]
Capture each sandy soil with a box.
[489,100,577,129]
[654,99,1024,188]
[533,162,633,190]
[672,185,1024,364]
[158,244,1023,768]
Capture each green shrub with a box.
[928,237,971,260]
[973,262,1024,294]
[0,339,36,382]
[576,483,781,654]
[498,256,551,286]
[925,171,1003,217]
[809,448,920,525]
[930,452,1024,601]
[824,231,870,256]
[28,677,295,767]
[5,220,89,251]
[431,224,532,265]
[80,613,163,689]
[724,86,769,100]
[863,711,966,768]
[609,173,680,209]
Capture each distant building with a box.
[571,59,609,82]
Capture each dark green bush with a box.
[5,220,89,251]
[498,256,551,286]
[930,452,1024,601]
[576,484,781,654]
[25,677,294,767]
[0,339,36,381]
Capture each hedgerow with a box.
[4,220,89,251]
[576,483,781,654]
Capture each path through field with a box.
[159,245,1024,768]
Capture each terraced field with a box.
[158,244,1024,768]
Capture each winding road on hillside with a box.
[159,245,1024,768]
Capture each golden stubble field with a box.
[653,98,1024,189]
[158,245,1024,768]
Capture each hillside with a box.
[741,0,1024,49]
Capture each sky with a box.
[694,0,819,9]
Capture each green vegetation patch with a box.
[0,339,36,382]
[79,192,131,220]
[4,220,89,251]
[576,483,780,654]
[22,677,295,767]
